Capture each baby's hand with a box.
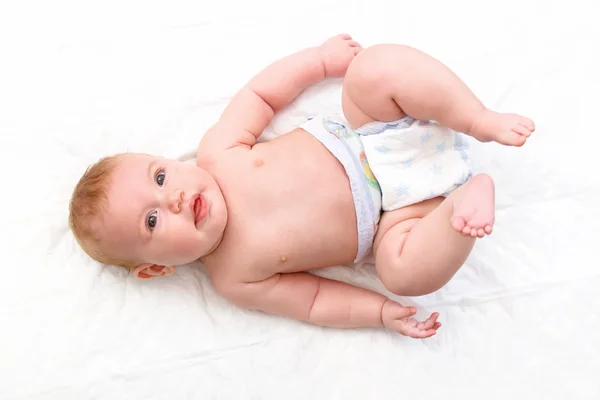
[382,300,441,339]
[319,33,362,77]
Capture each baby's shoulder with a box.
[203,250,277,295]
[196,141,251,168]
[196,122,255,162]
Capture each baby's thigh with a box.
[372,197,444,255]
[342,46,406,128]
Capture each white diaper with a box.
[301,114,472,263]
[356,117,472,211]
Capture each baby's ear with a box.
[133,264,176,280]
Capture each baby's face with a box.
[102,153,227,267]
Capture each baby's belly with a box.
[232,129,359,273]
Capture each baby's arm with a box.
[216,272,440,338]
[199,34,362,152]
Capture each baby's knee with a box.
[347,44,413,79]
[345,45,395,91]
[374,224,447,297]
[378,259,443,297]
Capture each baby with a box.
[69,34,535,339]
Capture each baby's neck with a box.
[199,231,224,262]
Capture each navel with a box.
[253,158,264,168]
[279,255,288,263]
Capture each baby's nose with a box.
[168,189,184,213]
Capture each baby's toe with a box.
[470,229,478,237]
[451,216,466,232]
[477,228,485,238]
[505,131,527,146]
[518,117,535,132]
[484,225,493,234]
[512,123,532,137]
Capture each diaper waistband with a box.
[301,116,381,263]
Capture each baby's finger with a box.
[338,33,352,40]
[433,322,442,330]
[409,328,438,339]
[353,47,362,55]
[421,329,438,338]
[348,40,361,48]
[417,312,439,330]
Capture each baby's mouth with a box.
[191,194,208,225]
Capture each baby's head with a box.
[69,153,227,279]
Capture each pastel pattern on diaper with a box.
[357,117,472,211]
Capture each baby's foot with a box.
[450,174,495,238]
[468,109,535,147]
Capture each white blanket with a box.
[1,0,599,399]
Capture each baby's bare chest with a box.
[209,129,359,280]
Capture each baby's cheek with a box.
[174,238,195,254]
[168,228,199,254]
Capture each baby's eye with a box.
[155,170,165,186]
[147,212,158,231]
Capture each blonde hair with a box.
[68,154,135,269]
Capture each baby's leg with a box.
[342,44,535,147]
[373,174,495,296]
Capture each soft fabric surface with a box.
[1,1,599,399]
